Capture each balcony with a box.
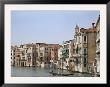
[73,53,81,58]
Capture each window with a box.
[73,49,75,53]
[27,53,30,57]
[84,48,86,55]
[64,45,66,48]
[84,63,86,67]
[76,59,78,64]
[84,57,86,67]
[55,49,57,51]
[25,62,26,66]
[76,46,78,54]
[17,55,20,57]
[26,50,27,53]
[36,53,38,57]
[28,58,31,62]
[55,53,57,55]
[73,44,74,47]
[66,49,69,54]
[79,37,80,43]
[84,36,86,42]
[45,48,48,50]
[40,53,43,56]
[33,53,35,56]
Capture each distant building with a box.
[19,44,37,67]
[11,43,60,67]
[48,44,60,63]
[44,45,51,64]
[61,40,74,70]
[58,45,63,60]
[11,46,15,66]
[13,46,21,66]
[11,46,20,66]
[35,43,46,67]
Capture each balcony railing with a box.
[73,53,81,58]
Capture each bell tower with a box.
[75,24,79,33]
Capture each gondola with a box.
[49,70,74,76]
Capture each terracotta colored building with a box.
[87,26,97,73]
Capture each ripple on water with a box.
[11,66,92,77]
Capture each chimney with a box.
[92,23,95,29]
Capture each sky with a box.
[11,10,100,45]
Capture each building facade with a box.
[73,25,88,72]
[11,43,60,68]
[60,40,75,70]
[96,16,100,76]
[87,25,97,73]
[11,46,15,66]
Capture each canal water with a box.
[11,66,92,77]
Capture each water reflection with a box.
[11,66,92,77]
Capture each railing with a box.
[73,54,81,57]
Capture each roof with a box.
[80,28,96,33]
